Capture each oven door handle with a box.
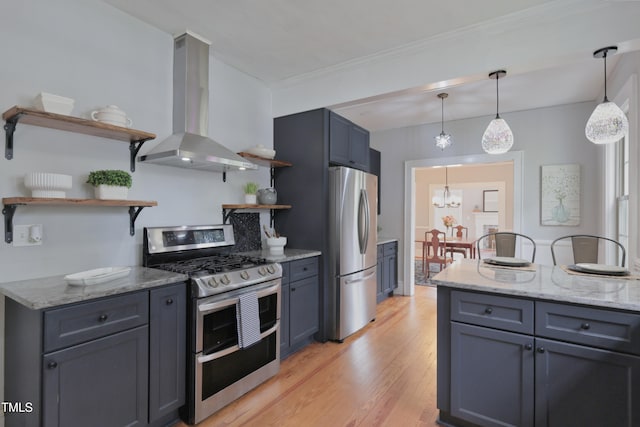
[196,322,279,364]
[197,281,281,315]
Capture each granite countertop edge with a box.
[0,267,188,310]
[238,248,322,262]
[377,237,398,245]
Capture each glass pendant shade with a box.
[434,132,452,150]
[586,46,628,144]
[482,117,514,154]
[482,70,513,155]
[585,100,628,144]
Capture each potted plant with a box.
[243,182,259,204]
[86,169,132,200]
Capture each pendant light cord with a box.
[495,74,500,119]
[603,50,609,102]
[441,96,445,133]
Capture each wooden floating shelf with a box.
[237,152,292,168]
[222,204,291,210]
[2,106,156,143]
[3,197,157,207]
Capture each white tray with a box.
[64,267,131,286]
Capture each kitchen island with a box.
[432,259,640,427]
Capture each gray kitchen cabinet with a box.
[149,283,186,422]
[376,241,397,303]
[4,282,186,427]
[280,257,319,358]
[438,287,640,427]
[329,111,370,171]
[274,108,371,341]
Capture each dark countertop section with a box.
[238,248,322,263]
[0,267,188,310]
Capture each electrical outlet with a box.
[13,224,43,247]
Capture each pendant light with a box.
[434,93,452,150]
[482,70,514,154]
[432,167,461,208]
[585,46,629,144]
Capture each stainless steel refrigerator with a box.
[328,166,378,341]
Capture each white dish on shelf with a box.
[64,267,131,286]
[24,172,72,198]
[33,92,75,115]
[244,144,276,159]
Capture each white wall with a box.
[371,102,601,285]
[0,1,273,419]
[0,0,273,282]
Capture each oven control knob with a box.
[221,274,231,285]
[208,277,219,287]
[240,271,250,280]
[258,267,267,276]
[266,265,275,274]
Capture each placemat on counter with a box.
[480,262,537,272]
[560,265,640,280]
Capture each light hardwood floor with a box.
[180,285,440,427]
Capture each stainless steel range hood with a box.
[138,32,257,172]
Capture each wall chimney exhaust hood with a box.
[138,32,257,176]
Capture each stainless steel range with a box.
[143,224,281,425]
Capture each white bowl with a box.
[245,144,276,159]
[33,92,75,115]
[24,172,72,198]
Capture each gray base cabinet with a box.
[438,287,640,427]
[280,257,320,358]
[376,241,397,303]
[5,282,186,427]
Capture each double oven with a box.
[143,224,281,424]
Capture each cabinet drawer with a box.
[44,292,149,352]
[451,291,534,334]
[290,257,318,282]
[383,242,397,257]
[536,302,640,355]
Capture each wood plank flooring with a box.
[180,285,439,427]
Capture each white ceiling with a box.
[102,0,637,131]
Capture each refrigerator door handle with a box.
[345,270,376,284]
[358,189,370,254]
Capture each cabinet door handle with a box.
[166,298,174,305]
[291,287,296,292]
[580,323,590,330]
[524,343,533,351]
[484,307,493,314]
[537,347,545,353]
[98,314,108,322]
[47,361,58,369]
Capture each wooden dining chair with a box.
[550,234,626,267]
[449,225,470,258]
[476,232,537,262]
[424,229,453,277]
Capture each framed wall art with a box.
[541,164,580,226]
[483,190,498,212]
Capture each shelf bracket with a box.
[128,206,146,236]
[3,204,17,243]
[4,114,23,160]
[222,208,237,224]
[129,138,152,172]
[222,171,227,183]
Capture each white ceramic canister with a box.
[90,105,132,127]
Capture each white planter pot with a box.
[95,185,128,200]
[266,236,287,255]
[244,194,257,204]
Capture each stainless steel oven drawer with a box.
[44,292,149,352]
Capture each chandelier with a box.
[434,93,452,150]
[432,167,461,208]
[585,46,629,144]
[482,70,514,154]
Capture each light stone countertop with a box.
[431,259,640,312]
[377,237,398,245]
[238,248,321,263]
[0,267,188,310]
